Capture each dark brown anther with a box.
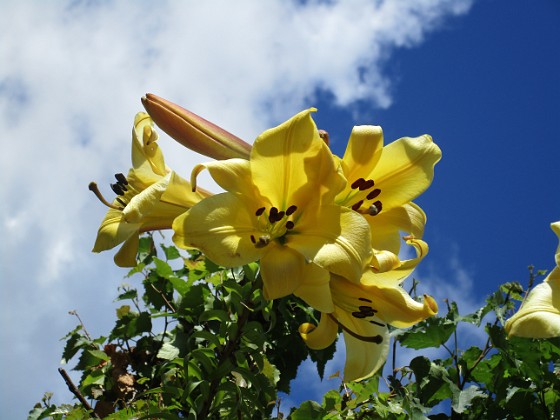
[369,201,382,216]
[351,200,363,211]
[255,235,271,248]
[276,211,285,221]
[255,207,266,216]
[359,179,375,191]
[286,205,298,216]
[286,221,295,230]
[110,183,125,196]
[366,188,381,200]
[250,235,256,244]
[351,178,365,189]
[115,173,128,185]
[269,207,279,223]
[352,311,367,319]
[358,305,377,313]
[358,297,372,303]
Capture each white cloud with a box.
[0,0,473,416]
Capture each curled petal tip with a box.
[142,93,251,160]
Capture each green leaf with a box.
[451,385,486,413]
[161,243,181,260]
[290,400,326,419]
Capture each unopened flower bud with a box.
[142,93,251,160]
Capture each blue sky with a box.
[1,0,559,417]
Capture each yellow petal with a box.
[122,175,169,224]
[173,192,262,267]
[260,245,308,300]
[298,313,338,350]
[114,234,140,267]
[131,112,167,180]
[250,108,345,209]
[92,208,140,252]
[363,237,429,285]
[505,269,560,338]
[367,202,426,254]
[287,206,372,283]
[506,220,560,338]
[190,158,257,198]
[293,264,334,313]
[334,308,390,381]
[368,135,441,212]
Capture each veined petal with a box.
[336,125,384,202]
[334,308,390,381]
[313,207,373,283]
[367,202,426,254]
[173,192,262,267]
[190,158,256,198]
[251,108,345,209]
[293,264,334,313]
[298,313,338,350]
[288,206,372,283]
[368,135,441,212]
[122,175,169,224]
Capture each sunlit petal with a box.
[298,313,338,350]
[293,264,334,313]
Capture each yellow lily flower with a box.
[142,93,252,160]
[299,237,438,381]
[505,221,560,338]
[91,112,208,267]
[334,125,441,268]
[172,109,372,311]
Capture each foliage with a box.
[30,239,560,419]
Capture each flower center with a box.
[89,173,133,210]
[250,205,298,248]
[347,177,383,216]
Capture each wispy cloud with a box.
[0,0,473,416]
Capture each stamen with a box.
[286,205,297,216]
[286,221,295,230]
[328,314,384,344]
[359,179,375,191]
[352,311,367,319]
[358,305,377,313]
[110,183,125,196]
[276,211,285,221]
[255,235,270,248]
[115,173,128,185]
[250,235,256,244]
[116,197,127,207]
[358,297,372,303]
[369,320,386,327]
[351,178,365,189]
[351,200,363,211]
[88,182,122,210]
[255,207,266,216]
[366,188,381,200]
[368,201,382,216]
[269,207,279,224]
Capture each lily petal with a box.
[505,221,560,338]
[367,202,426,254]
[334,308,390,381]
[298,313,338,350]
[251,108,345,209]
[190,158,256,198]
[173,192,262,267]
[260,245,308,300]
[293,263,334,313]
[368,135,441,212]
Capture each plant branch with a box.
[58,368,100,418]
